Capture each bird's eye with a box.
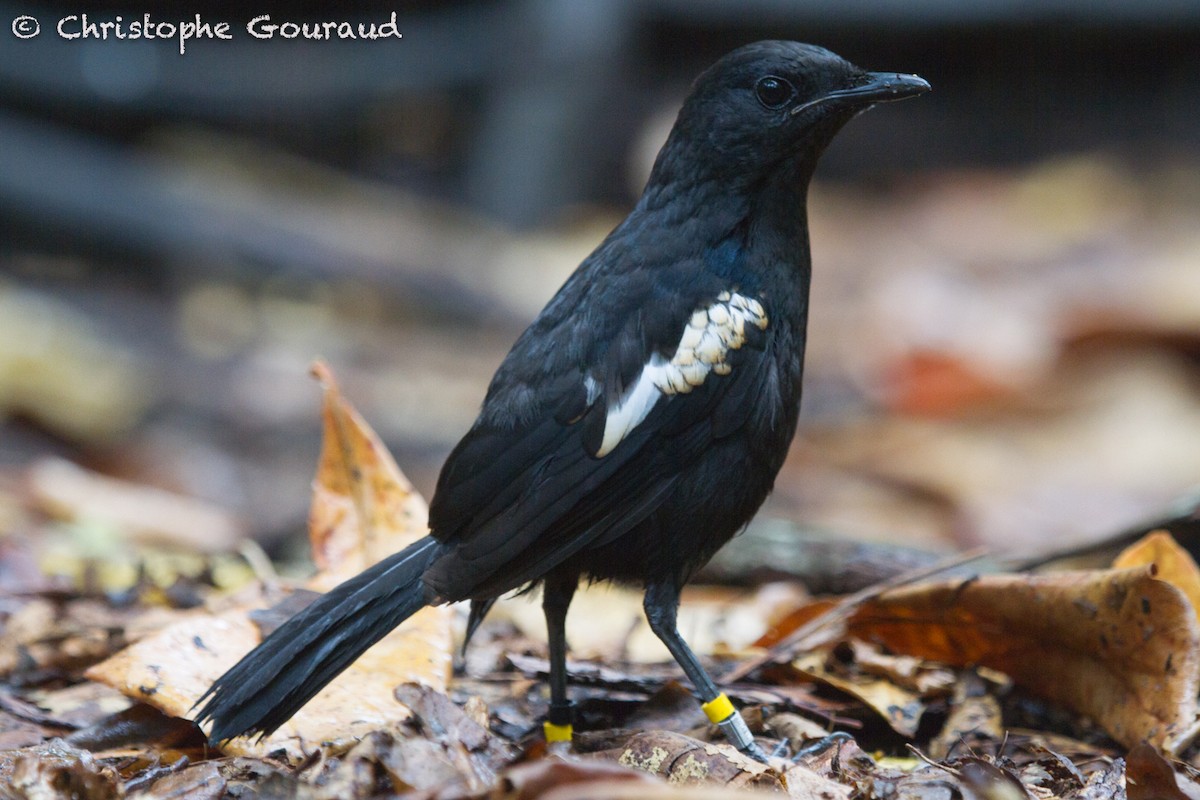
[755,76,795,109]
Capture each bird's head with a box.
[649,41,929,191]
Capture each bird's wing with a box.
[424,265,779,602]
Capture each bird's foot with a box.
[792,731,854,761]
[739,738,771,764]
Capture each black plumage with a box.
[195,41,928,759]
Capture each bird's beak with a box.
[792,72,930,116]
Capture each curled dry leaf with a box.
[844,566,1200,753]
[928,674,1003,760]
[87,361,454,761]
[790,638,956,738]
[791,646,931,738]
[1113,530,1200,619]
[316,729,468,797]
[393,683,517,782]
[307,360,430,582]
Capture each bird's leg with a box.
[542,575,577,745]
[643,581,768,763]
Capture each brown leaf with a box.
[845,567,1200,753]
[499,757,659,800]
[317,729,468,797]
[791,647,929,738]
[730,550,987,685]
[929,675,1003,760]
[1114,531,1200,619]
[88,362,454,761]
[957,757,1033,800]
[308,359,429,582]
[142,762,225,800]
[1126,742,1192,800]
[536,782,785,800]
[22,681,133,731]
[65,703,202,751]
[393,683,517,780]
[0,739,122,800]
[763,713,830,746]
[0,598,133,677]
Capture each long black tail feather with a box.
[194,536,447,742]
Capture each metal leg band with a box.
[716,710,756,752]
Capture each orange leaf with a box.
[1113,530,1200,621]
[308,360,429,583]
[845,567,1200,753]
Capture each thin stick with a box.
[721,547,990,684]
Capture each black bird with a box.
[195,41,928,760]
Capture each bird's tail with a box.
[194,536,447,742]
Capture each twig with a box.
[720,547,990,684]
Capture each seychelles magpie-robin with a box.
[196,41,928,761]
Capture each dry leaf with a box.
[929,674,1003,760]
[537,782,787,800]
[27,457,244,554]
[87,362,454,761]
[782,763,853,800]
[957,757,1033,800]
[498,757,659,800]
[308,360,429,581]
[763,713,830,745]
[393,683,517,782]
[601,730,781,792]
[845,567,1200,753]
[1114,531,1200,619]
[143,762,225,800]
[1126,742,1192,800]
[791,648,928,738]
[0,739,123,800]
[317,729,467,797]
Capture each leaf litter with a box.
[4,363,1200,797]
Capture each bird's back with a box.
[423,196,811,601]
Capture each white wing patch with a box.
[594,292,768,457]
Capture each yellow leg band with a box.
[544,721,573,742]
[701,693,735,724]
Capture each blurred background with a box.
[3,0,1200,575]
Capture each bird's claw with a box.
[714,709,770,764]
[740,739,771,764]
[791,731,854,761]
